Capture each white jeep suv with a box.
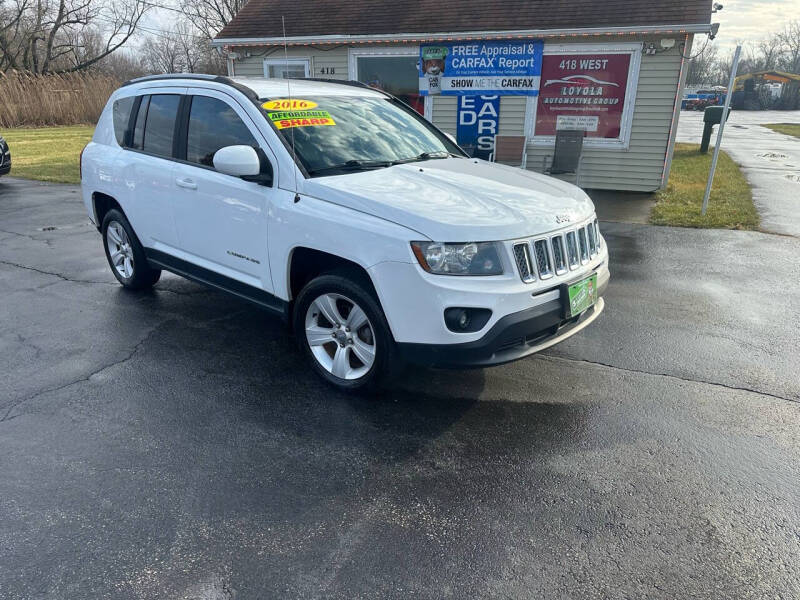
[81,74,609,390]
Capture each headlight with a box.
[411,241,504,275]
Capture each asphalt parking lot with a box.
[1,177,799,599]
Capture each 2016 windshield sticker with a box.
[268,110,335,129]
[262,98,318,111]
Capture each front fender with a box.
[268,190,423,301]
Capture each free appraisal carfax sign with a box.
[419,40,543,96]
[535,53,632,139]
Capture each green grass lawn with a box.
[650,143,759,230]
[1,125,94,184]
[762,123,800,139]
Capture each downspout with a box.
[661,33,693,189]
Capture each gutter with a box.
[212,23,714,47]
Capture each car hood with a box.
[303,158,595,241]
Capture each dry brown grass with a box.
[0,71,119,128]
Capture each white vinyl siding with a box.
[431,96,457,135]
[232,45,349,80]
[525,35,685,191]
[229,34,685,191]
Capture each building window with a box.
[530,42,642,149]
[349,48,429,117]
[264,59,310,79]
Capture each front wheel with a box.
[294,272,395,391]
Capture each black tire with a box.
[101,208,161,290]
[293,270,396,392]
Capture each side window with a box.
[112,96,135,146]
[186,96,258,168]
[131,95,149,150]
[142,94,181,158]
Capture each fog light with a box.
[444,307,492,333]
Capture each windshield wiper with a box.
[307,159,391,175]
[390,151,452,165]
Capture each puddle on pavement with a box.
[757,152,789,160]
[785,173,800,184]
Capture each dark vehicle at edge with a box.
[0,136,11,176]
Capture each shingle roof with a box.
[216,0,712,41]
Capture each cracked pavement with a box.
[1,176,799,599]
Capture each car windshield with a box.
[259,95,462,176]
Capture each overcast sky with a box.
[712,0,799,52]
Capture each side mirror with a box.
[213,145,261,177]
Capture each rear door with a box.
[170,89,275,292]
[117,88,185,250]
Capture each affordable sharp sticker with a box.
[268,110,336,129]
[262,99,318,111]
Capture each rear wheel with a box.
[294,272,395,391]
[102,209,160,289]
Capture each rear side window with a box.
[142,94,180,158]
[112,97,135,146]
[131,96,149,151]
[186,96,258,167]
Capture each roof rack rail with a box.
[120,73,259,101]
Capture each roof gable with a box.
[216,0,712,41]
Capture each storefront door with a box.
[350,49,428,117]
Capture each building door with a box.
[350,48,430,118]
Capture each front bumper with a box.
[396,276,607,368]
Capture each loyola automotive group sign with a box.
[535,53,632,139]
[419,40,544,96]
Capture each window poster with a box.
[535,53,632,139]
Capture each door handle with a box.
[175,177,197,190]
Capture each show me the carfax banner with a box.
[419,40,544,96]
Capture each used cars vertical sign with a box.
[535,53,632,138]
[457,95,500,159]
[419,40,543,96]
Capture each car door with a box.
[117,89,185,250]
[170,90,274,292]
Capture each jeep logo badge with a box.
[555,214,571,224]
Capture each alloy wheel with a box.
[304,293,376,380]
[106,221,135,279]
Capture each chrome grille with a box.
[578,228,589,263]
[587,222,597,256]
[512,219,601,283]
[551,235,567,275]
[594,219,602,249]
[513,242,534,283]
[533,240,552,279]
[565,231,579,269]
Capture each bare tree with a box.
[0,0,149,74]
[687,44,720,86]
[745,34,785,72]
[777,19,800,73]
[0,0,31,69]
[141,19,224,74]
[179,0,246,41]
